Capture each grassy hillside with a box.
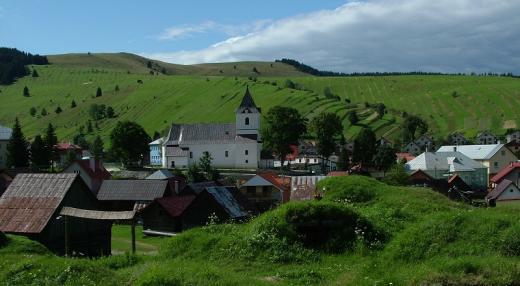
[1,53,519,147]
[2,176,520,285]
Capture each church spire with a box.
[238,86,258,110]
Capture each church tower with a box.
[236,87,261,141]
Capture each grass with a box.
[3,176,520,285]
[8,53,520,147]
[111,225,165,255]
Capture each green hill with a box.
[2,176,520,285]
[0,52,519,146]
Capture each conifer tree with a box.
[32,69,39,77]
[96,87,102,97]
[87,120,93,133]
[30,134,48,169]
[44,123,58,169]
[91,135,104,159]
[23,86,30,97]
[55,106,62,114]
[6,118,30,167]
[41,108,48,116]
[71,100,77,108]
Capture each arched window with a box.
[245,117,250,125]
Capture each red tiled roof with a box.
[70,159,111,181]
[258,173,290,192]
[491,163,520,183]
[55,142,82,151]
[156,195,196,217]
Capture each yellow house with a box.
[437,144,518,186]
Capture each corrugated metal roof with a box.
[156,195,196,217]
[149,137,165,145]
[165,147,189,157]
[0,124,12,141]
[406,151,484,171]
[97,180,169,201]
[60,207,135,220]
[188,181,219,194]
[437,144,504,160]
[146,169,174,180]
[0,173,78,233]
[206,186,247,219]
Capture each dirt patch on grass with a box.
[503,120,517,129]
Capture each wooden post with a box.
[64,216,70,257]
[131,220,136,254]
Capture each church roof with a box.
[236,87,260,113]
[165,123,256,145]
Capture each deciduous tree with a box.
[110,121,150,166]
[353,128,377,166]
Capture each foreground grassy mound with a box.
[4,176,520,285]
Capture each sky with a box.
[1,0,520,73]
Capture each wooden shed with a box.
[0,173,111,256]
[97,179,173,211]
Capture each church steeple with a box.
[235,87,261,141]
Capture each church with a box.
[150,87,262,169]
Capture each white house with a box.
[406,151,488,190]
[0,125,12,169]
[437,144,518,182]
[160,88,262,169]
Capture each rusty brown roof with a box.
[0,173,78,234]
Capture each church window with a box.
[190,152,193,158]
[225,151,229,157]
[245,117,250,125]
[245,150,249,155]
[245,160,249,163]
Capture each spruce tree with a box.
[115,85,120,92]
[43,123,58,168]
[23,86,30,97]
[87,120,93,133]
[106,106,115,118]
[6,118,30,167]
[336,147,350,171]
[32,69,39,77]
[29,107,37,117]
[96,87,102,97]
[30,134,48,169]
[41,108,48,116]
[91,135,104,159]
[55,106,62,114]
[71,100,77,108]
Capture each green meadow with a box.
[0,53,519,146]
[2,176,520,285]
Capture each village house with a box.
[506,130,520,143]
[437,144,518,184]
[475,131,498,145]
[403,141,422,156]
[0,173,111,256]
[486,179,520,205]
[159,87,261,169]
[63,158,111,194]
[239,173,290,211]
[396,152,416,163]
[0,124,12,169]
[55,142,82,167]
[140,186,249,234]
[406,151,488,190]
[149,137,164,166]
[506,141,520,155]
[490,162,520,188]
[448,132,467,145]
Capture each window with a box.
[245,150,249,155]
[247,186,256,194]
[190,152,193,159]
[225,151,229,157]
[494,162,499,168]
[262,186,272,196]
[502,150,506,156]
[245,117,250,125]
[245,160,249,163]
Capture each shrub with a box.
[318,176,380,203]
[98,252,140,270]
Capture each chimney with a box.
[174,180,179,195]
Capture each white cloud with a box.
[157,19,272,41]
[145,0,520,73]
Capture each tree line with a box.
[276,58,520,78]
[0,47,48,85]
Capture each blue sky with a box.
[1,0,520,73]
[0,1,347,54]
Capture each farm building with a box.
[0,173,111,256]
[240,173,290,211]
[141,186,249,234]
[63,158,111,194]
[486,179,520,205]
[97,179,175,211]
[490,162,520,187]
[55,142,82,167]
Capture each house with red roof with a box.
[55,142,83,167]
[63,158,111,194]
[239,173,290,211]
[396,153,415,163]
[490,162,520,188]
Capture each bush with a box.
[98,252,140,270]
[318,176,380,203]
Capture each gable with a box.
[496,185,520,201]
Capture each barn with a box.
[0,173,111,256]
[97,179,173,211]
